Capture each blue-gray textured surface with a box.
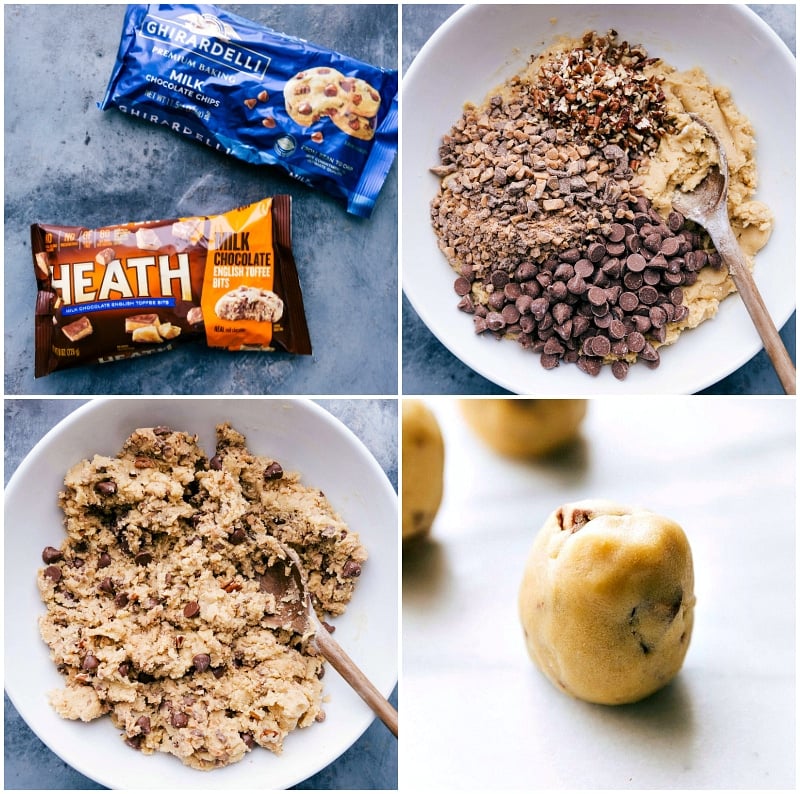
[401,4,796,395]
[4,4,399,396]
[3,398,398,790]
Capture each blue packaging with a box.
[100,4,398,218]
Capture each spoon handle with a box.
[710,219,796,394]
[314,625,399,737]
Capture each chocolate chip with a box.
[134,551,152,566]
[667,210,684,232]
[153,426,172,436]
[42,546,63,564]
[587,286,607,307]
[171,712,189,728]
[82,654,99,671]
[342,560,362,578]
[619,291,639,312]
[586,242,606,263]
[625,253,646,272]
[183,601,200,618]
[576,355,602,376]
[638,286,659,305]
[136,715,151,734]
[263,462,283,481]
[98,552,112,568]
[591,335,611,357]
[626,331,646,353]
[99,576,114,594]
[659,236,681,256]
[114,592,129,608]
[609,319,627,339]
[643,268,661,286]
[606,223,625,242]
[43,565,62,583]
[228,527,247,545]
[454,276,471,296]
[193,653,211,672]
[486,311,505,331]
[611,360,629,380]
[623,271,644,290]
[649,306,667,328]
[95,480,117,496]
[209,454,222,471]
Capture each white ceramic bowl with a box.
[4,398,397,789]
[402,4,795,394]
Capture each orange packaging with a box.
[32,196,311,377]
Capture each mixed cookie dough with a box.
[519,499,694,705]
[460,399,586,458]
[37,424,367,769]
[402,400,445,541]
[431,31,773,379]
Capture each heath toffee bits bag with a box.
[100,4,399,218]
[33,196,311,378]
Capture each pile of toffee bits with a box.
[430,30,721,380]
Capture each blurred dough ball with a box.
[460,399,586,458]
[402,400,444,541]
[519,499,695,705]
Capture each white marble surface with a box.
[402,397,795,788]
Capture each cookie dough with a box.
[460,399,586,458]
[37,423,367,769]
[639,66,774,342]
[519,500,694,705]
[214,285,284,323]
[402,400,444,541]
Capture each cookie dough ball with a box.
[402,400,444,541]
[460,399,586,458]
[519,500,694,705]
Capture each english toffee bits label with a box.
[32,196,311,377]
[100,4,398,218]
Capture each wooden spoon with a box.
[261,543,398,737]
[671,114,795,394]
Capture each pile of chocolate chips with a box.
[455,194,721,380]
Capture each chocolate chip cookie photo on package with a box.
[4,398,398,789]
[100,4,398,218]
[401,4,795,394]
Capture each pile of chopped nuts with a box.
[530,30,675,158]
